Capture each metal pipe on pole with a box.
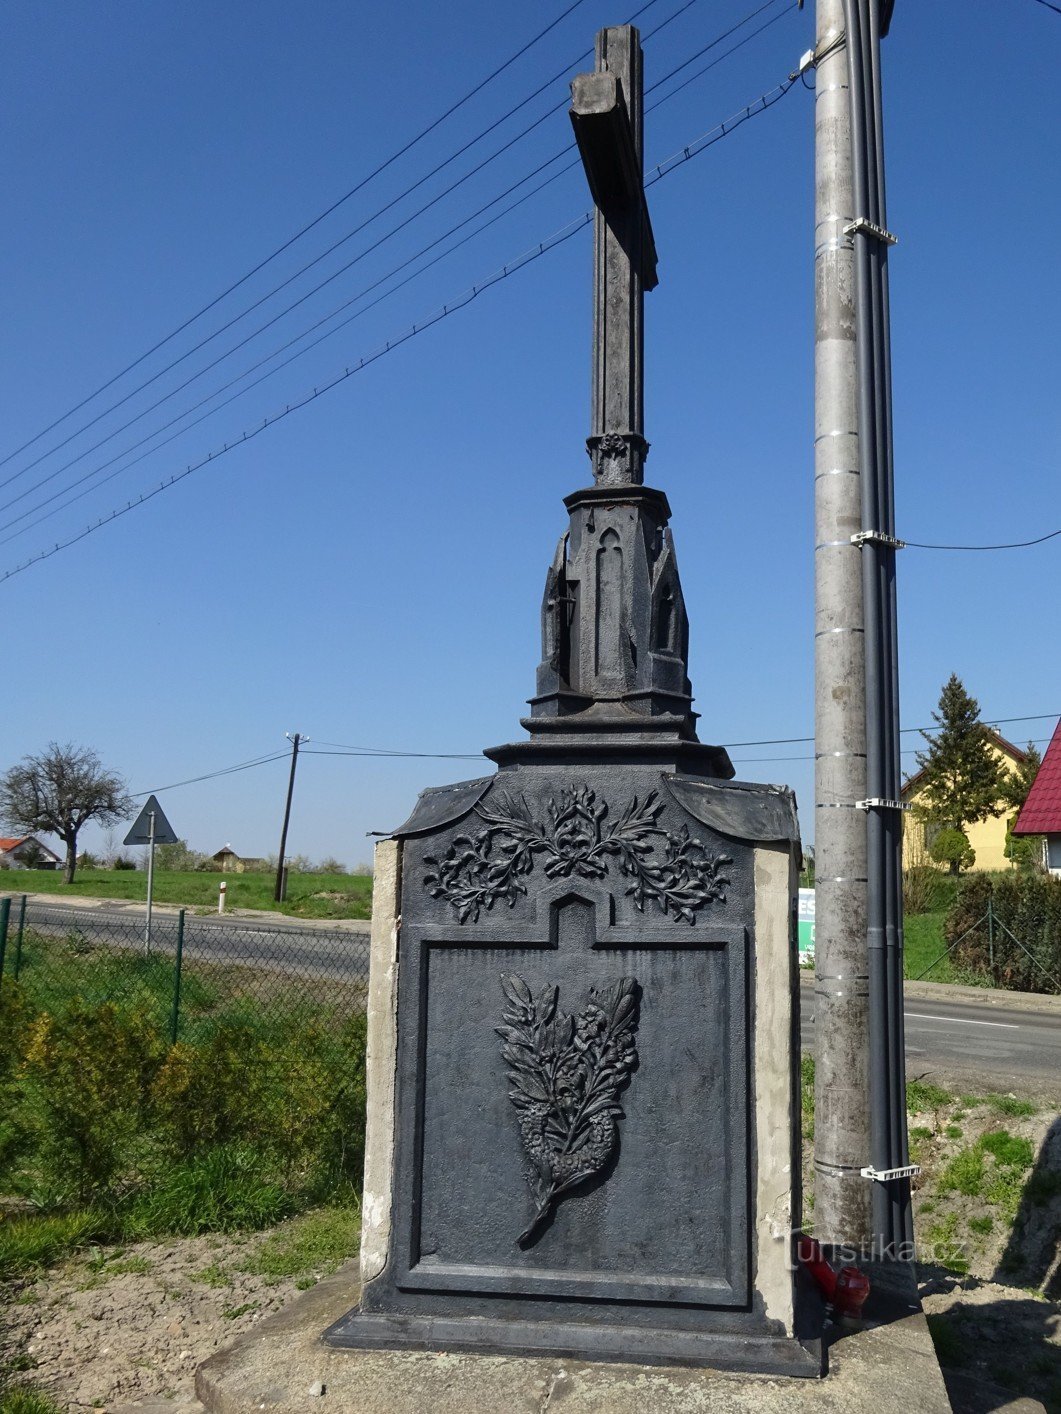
[842,0,912,1254]
[812,0,872,1248]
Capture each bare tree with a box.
[0,743,134,884]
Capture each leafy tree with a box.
[152,839,205,872]
[0,743,133,885]
[930,827,975,874]
[1001,742,1042,813]
[1002,741,1044,871]
[912,676,1004,874]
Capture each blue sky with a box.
[2,0,1058,867]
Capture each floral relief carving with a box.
[423,785,731,924]
[496,972,639,1245]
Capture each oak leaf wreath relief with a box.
[424,785,731,924]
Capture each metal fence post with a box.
[0,897,10,997]
[12,895,27,980]
[987,894,995,977]
[170,909,186,1045]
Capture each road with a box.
[800,979,1061,1093]
[10,900,370,987]
[8,896,1060,1092]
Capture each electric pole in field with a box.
[274,731,304,902]
[812,0,872,1248]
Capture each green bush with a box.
[930,828,975,874]
[946,873,1061,994]
[19,1001,165,1202]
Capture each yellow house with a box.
[901,729,1027,873]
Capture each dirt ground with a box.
[1,1229,329,1411]
[3,1091,1058,1412]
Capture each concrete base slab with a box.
[195,1261,952,1414]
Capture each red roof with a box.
[0,837,29,852]
[1014,719,1061,834]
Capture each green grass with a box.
[247,1206,360,1283]
[121,1145,295,1239]
[800,1054,815,1141]
[0,1388,67,1414]
[906,1079,956,1113]
[4,868,372,920]
[903,912,954,982]
[191,1261,231,1288]
[984,1094,1037,1118]
[0,1210,106,1279]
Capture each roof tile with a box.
[1014,719,1061,834]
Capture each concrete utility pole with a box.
[812,0,871,1248]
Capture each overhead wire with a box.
[904,528,1061,551]
[0,64,803,587]
[0,0,680,499]
[0,0,604,476]
[131,714,1060,794]
[0,1,796,544]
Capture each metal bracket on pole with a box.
[860,1164,921,1182]
[844,216,898,245]
[856,798,909,812]
[850,530,906,549]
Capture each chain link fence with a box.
[0,894,369,1041]
[0,893,372,1221]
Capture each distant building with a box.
[210,846,266,873]
[1013,718,1061,878]
[0,835,62,870]
[901,728,1028,873]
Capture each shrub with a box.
[112,855,137,871]
[930,828,975,874]
[19,1002,165,1202]
[946,873,1061,994]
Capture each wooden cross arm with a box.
[570,71,658,290]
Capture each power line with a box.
[133,752,291,797]
[0,0,602,476]
[0,78,801,581]
[0,0,780,526]
[905,527,1061,552]
[131,715,1059,796]
[1,1,794,543]
[0,0,680,500]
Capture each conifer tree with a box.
[912,676,1004,872]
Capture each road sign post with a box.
[124,795,178,955]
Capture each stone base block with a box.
[195,1261,952,1414]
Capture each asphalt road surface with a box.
[800,981,1061,1092]
[13,901,370,987]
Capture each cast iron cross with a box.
[570,25,658,488]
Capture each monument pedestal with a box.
[326,764,818,1376]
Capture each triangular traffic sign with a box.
[124,795,178,846]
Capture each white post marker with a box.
[124,795,178,958]
[218,880,227,914]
